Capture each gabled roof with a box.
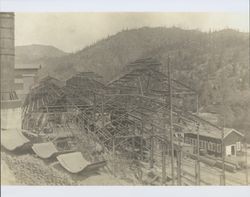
[223,128,244,138]
[184,127,244,140]
[107,58,196,96]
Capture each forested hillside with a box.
[36,27,249,133]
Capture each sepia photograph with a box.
[1,10,249,187]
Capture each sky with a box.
[15,12,249,53]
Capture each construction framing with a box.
[22,57,241,185]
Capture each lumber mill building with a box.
[3,54,247,185]
[20,58,216,178]
[1,12,248,186]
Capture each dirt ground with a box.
[1,150,131,185]
[1,147,249,185]
[1,159,17,184]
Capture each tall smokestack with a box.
[1,12,22,130]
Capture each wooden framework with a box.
[22,59,234,185]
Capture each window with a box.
[208,142,212,151]
[217,144,221,153]
[236,142,241,151]
[201,141,205,148]
[212,143,217,152]
[204,141,207,150]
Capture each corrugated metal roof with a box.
[1,129,30,151]
[57,152,107,174]
[32,142,58,159]
[56,152,90,173]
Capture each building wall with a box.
[1,106,22,130]
[0,12,15,92]
[1,12,22,130]
[15,68,39,78]
[184,133,222,157]
[224,131,243,147]
[184,131,243,157]
[14,69,39,102]
[224,131,243,156]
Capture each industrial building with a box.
[14,64,41,101]
[18,57,243,185]
[0,12,22,130]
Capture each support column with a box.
[112,136,116,176]
[245,130,248,185]
[196,122,201,185]
[150,136,154,169]
[140,120,144,161]
[167,56,175,185]
[162,141,166,185]
[101,94,104,127]
[177,149,182,185]
[221,125,226,185]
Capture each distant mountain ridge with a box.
[15,44,68,67]
[38,27,249,83]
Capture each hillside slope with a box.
[38,27,249,132]
[15,44,68,67]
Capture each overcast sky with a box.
[15,12,249,53]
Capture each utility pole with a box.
[101,94,104,127]
[93,92,96,131]
[196,94,199,115]
[196,122,201,185]
[177,147,182,185]
[112,136,116,177]
[249,54,250,88]
[140,120,144,161]
[168,56,175,185]
[220,124,226,185]
[220,62,226,186]
[150,135,154,169]
[245,130,249,185]
[162,141,166,185]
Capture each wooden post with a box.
[101,94,104,127]
[138,76,144,96]
[221,63,226,186]
[245,130,249,185]
[177,149,182,185]
[196,122,201,185]
[93,92,97,132]
[132,136,135,160]
[140,120,144,161]
[150,136,154,169]
[196,94,199,115]
[162,141,166,185]
[221,125,226,185]
[112,136,116,176]
[168,56,175,185]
